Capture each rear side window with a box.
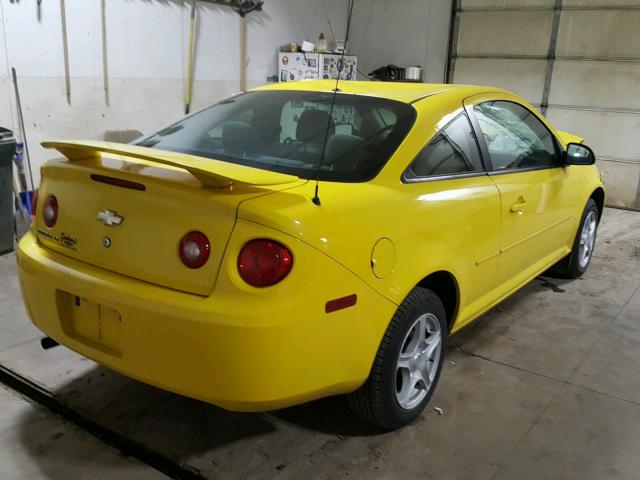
[136,91,416,183]
[407,114,483,179]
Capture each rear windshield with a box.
[136,90,416,182]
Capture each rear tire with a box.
[348,287,447,430]
[549,198,599,279]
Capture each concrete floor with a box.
[0,383,162,479]
[0,207,639,480]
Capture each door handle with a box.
[510,197,527,214]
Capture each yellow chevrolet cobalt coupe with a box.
[18,80,604,429]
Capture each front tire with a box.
[348,287,447,430]
[550,198,599,279]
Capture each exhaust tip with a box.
[40,337,59,350]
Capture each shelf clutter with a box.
[277,33,357,82]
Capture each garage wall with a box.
[449,0,640,209]
[0,0,348,184]
[348,0,453,83]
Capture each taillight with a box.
[238,239,293,287]
[31,189,39,220]
[43,195,58,227]
[179,231,211,269]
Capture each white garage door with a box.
[448,0,640,210]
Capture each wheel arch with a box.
[416,270,459,333]
[590,187,605,221]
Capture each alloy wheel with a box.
[395,313,442,410]
[578,211,597,268]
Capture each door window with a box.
[408,113,483,178]
[473,101,559,171]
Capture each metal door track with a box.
[0,364,206,480]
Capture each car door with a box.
[465,93,582,290]
[401,111,502,327]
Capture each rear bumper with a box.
[17,229,395,411]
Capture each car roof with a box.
[252,80,507,105]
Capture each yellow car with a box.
[17,80,604,429]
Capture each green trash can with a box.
[0,127,17,254]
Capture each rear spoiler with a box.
[42,140,299,188]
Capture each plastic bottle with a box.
[317,32,327,53]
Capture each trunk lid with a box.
[35,141,301,296]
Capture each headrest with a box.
[296,110,335,143]
[222,121,257,155]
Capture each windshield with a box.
[136,90,416,182]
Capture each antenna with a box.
[312,0,355,206]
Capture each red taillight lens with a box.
[43,195,58,227]
[31,189,39,220]
[179,231,211,269]
[238,239,293,287]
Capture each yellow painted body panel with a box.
[34,157,305,296]
[251,79,463,104]
[17,81,605,410]
[557,130,585,145]
[18,223,396,411]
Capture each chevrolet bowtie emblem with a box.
[96,210,124,227]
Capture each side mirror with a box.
[564,143,595,166]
